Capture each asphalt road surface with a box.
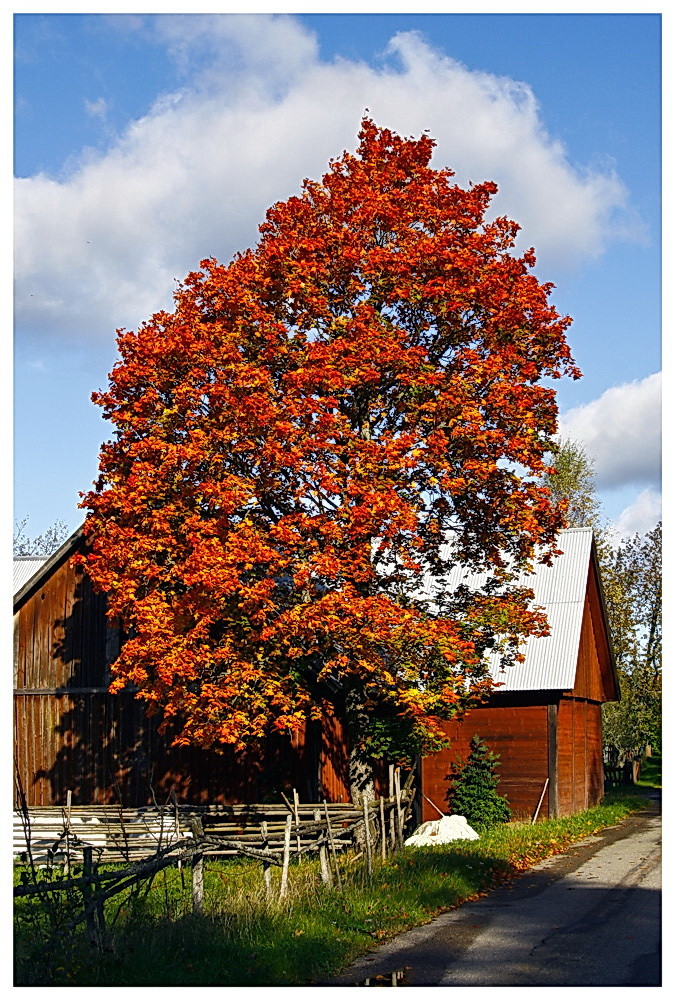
[326,794,661,987]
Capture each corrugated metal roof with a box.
[13,557,48,599]
[421,528,594,692]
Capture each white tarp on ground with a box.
[404,814,479,846]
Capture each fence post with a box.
[314,809,332,885]
[394,768,403,849]
[379,796,387,861]
[192,853,204,914]
[260,820,272,900]
[172,791,182,871]
[65,789,73,877]
[292,788,302,857]
[279,814,292,900]
[82,846,97,945]
[323,800,343,892]
[363,800,373,880]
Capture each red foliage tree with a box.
[81,119,580,801]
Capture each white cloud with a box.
[15,15,635,346]
[611,488,662,540]
[558,372,661,490]
[84,97,108,120]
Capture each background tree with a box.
[545,438,604,531]
[13,517,70,557]
[602,522,662,762]
[81,119,580,802]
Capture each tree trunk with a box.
[345,688,375,806]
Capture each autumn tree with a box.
[81,119,579,802]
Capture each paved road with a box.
[326,795,661,987]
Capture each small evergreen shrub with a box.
[446,734,512,831]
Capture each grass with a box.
[636,753,661,788]
[14,790,650,986]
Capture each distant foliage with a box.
[602,521,662,762]
[13,518,70,557]
[446,735,511,831]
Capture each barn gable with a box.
[570,548,619,702]
[419,528,619,822]
[422,527,619,697]
[13,526,84,609]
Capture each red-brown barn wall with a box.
[552,559,608,816]
[421,697,605,824]
[557,699,604,815]
[320,712,351,803]
[420,702,550,823]
[14,693,349,809]
[14,549,351,808]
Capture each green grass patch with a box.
[14,792,647,986]
[636,753,661,788]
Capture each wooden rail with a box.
[14,786,415,865]
[14,804,356,863]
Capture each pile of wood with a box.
[13,772,415,867]
[14,801,360,864]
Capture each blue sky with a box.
[13,11,662,543]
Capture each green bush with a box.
[446,735,511,831]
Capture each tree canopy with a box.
[81,120,580,793]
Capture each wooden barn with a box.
[13,528,348,808]
[14,525,618,819]
[419,528,620,822]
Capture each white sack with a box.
[404,814,479,846]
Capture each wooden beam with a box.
[547,702,559,818]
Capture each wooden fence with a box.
[604,761,640,788]
[14,774,416,945]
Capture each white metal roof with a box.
[13,557,48,599]
[421,528,595,692]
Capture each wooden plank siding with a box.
[14,686,349,808]
[572,560,616,703]
[319,712,351,802]
[13,539,349,808]
[557,699,604,815]
[420,699,551,823]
